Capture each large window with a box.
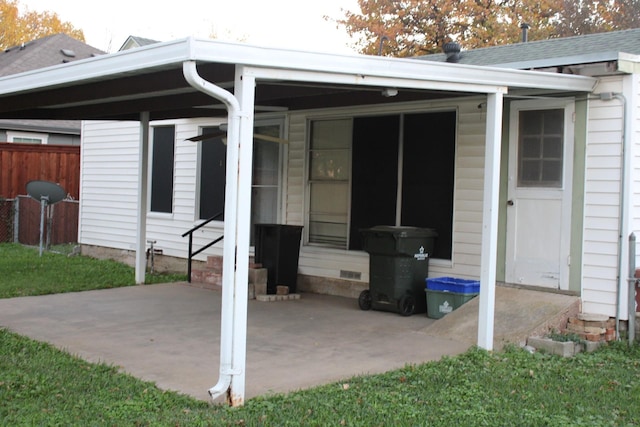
[307,111,456,259]
[150,126,175,213]
[198,122,282,243]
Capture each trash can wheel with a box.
[398,294,415,316]
[358,290,372,310]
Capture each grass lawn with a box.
[1,243,640,425]
[0,243,186,298]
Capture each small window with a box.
[7,131,48,144]
[150,126,175,213]
[518,109,564,188]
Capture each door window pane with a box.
[518,109,564,188]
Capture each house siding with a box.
[80,119,225,258]
[79,120,141,250]
[581,76,626,316]
[633,71,640,257]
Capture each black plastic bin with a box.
[254,224,303,294]
[359,226,437,316]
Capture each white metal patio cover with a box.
[0,37,597,405]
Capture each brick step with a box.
[189,255,268,300]
[205,255,262,273]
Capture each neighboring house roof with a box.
[119,36,160,51]
[420,28,640,69]
[0,119,81,135]
[0,34,105,136]
[0,33,105,77]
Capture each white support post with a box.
[228,66,256,406]
[135,112,150,284]
[477,92,504,351]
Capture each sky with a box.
[19,0,361,54]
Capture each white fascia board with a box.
[243,66,507,95]
[618,52,640,74]
[189,38,597,94]
[489,51,621,71]
[0,36,597,99]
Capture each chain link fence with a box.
[0,197,78,245]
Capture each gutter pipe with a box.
[613,92,628,341]
[596,92,629,340]
[183,59,241,403]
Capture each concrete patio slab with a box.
[0,283,470,402]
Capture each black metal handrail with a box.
[181,211,223,282]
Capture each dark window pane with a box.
[543,137,563,158]
[401,111,456,260]
[520,160,541,183]
[150,126,175,213]
[542,160,562,183]
[543,110,564,134]
[199,127,226,220]
[349,115,399,250]
[521,136,541,158]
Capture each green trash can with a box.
[358,226,437,316]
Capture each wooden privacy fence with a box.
[0,198,14,242]
[0,196,78,245]
[0,143,80,200]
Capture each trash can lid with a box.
[364,225,438,238]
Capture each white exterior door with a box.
[506,100,574,290]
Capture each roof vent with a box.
[520,23,530,42]
[443,42,461,63]
[60,48,76,58]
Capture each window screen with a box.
[308,119,351,246]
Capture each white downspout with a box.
[602,92,629,339]
[183,60,242,403]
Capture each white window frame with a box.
[7,131,49,144]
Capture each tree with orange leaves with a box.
[0,0,84,50]
[335,0,640,57]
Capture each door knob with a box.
[507,200,514,206]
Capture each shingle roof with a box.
[419,28,640,68]
[0,33,105,77]
[0,34,103,134]
[118,35,159,51]
[0,118,80,134]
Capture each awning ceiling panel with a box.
[0,38,597,122]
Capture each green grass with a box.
[1,242,640,425]
[1,328,639,426]
[0,243,186,298]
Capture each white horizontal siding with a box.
[80,118,224,258]
[581,75,625,317]
[633,71,640,267]
[79,120,140,250]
